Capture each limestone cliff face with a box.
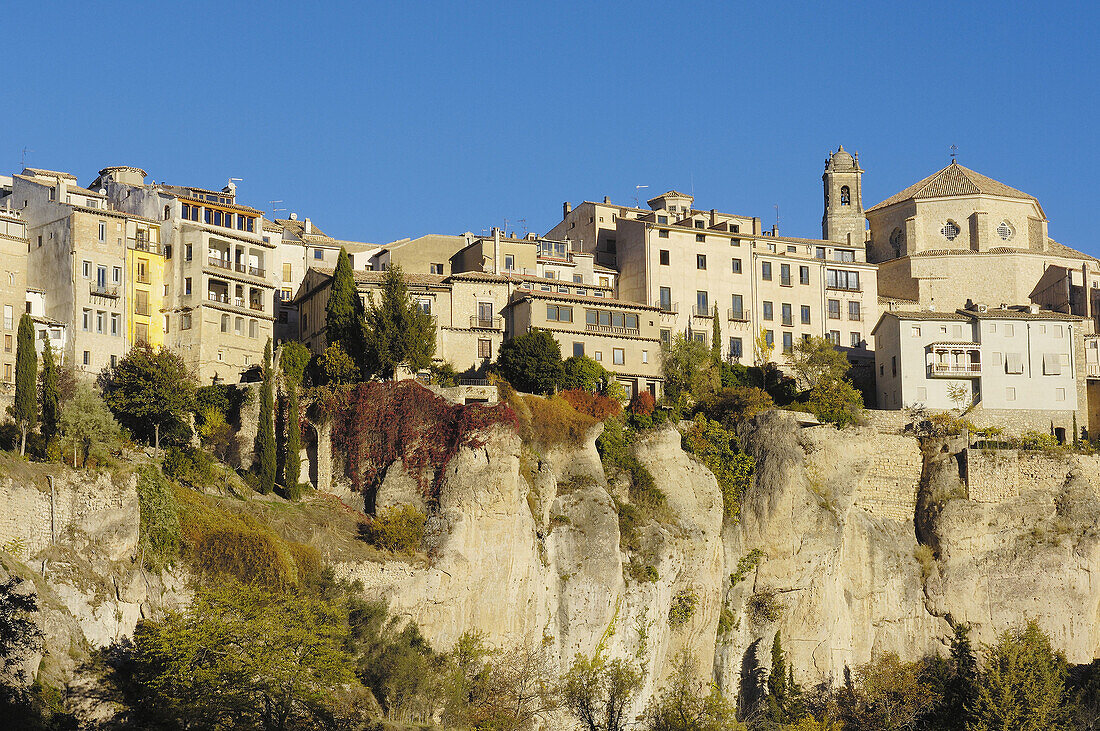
[4,410,1100,720]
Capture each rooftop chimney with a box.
[563,201,572,217]
[305,218,312,234]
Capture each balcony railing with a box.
[208,256,232,270]
[826,284,863,292]
[131,239,160,254]
[1088,363,1100,378]
[931,363,981,377]
[208,292,230,304]
[249,301,264,312]
[90,283,119,298]
[249,265,265,278]
[692,305,713,317]
[586,323,640,336]
[654,300,678,314]
[469,315,503,330]
[782,316,793,327]
[728,308,748,322]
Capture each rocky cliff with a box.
[3,410,1099,720]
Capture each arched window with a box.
[840,186,851,206]
[164,205,171,220]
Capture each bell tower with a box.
[822,145,866,246]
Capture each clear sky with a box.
[4,1,1097,251]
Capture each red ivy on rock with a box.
[331,381,517,502]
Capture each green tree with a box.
[643,649,744,731]
[59,383,123,468]
[663,333,720,407]
[711,305,722,363]
[766,631,804,724]
[561,355,611,391]
[129,582,355,730]
[101,343,196,451]
[969,621,1069,731]
[838,653,939,731]
[496,328,563,394]
[256,338,276,494]
[39,345,60,447]
[787,336,851,391]
[325,247,366,370]
[11,313,37,456]
[363,265,436,380]
[562,652,643,731]
[280,342,310,497]
[320,343,359,386]
[804,379,864,427]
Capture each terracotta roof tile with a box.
[868,162,1036,212]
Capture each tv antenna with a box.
[517,218,528,236]
[20,147,33,168]
[269,200,286,218]
[633,184,649,208]
[775,204,780,233]
[950,144,958,163]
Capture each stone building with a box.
[265,213,377,343]
[93,167,277,384]
[4,169,161,376]
[872,303,1085,437]
[866,160,1100,323]
[547,183,878,366]
[0,208,29,388]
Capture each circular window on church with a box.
[996,221,1015,241]
[941,220,961,241]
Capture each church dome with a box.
[829,145,855,170]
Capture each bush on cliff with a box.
[360,505,427,554]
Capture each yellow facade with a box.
[126,222,165,347]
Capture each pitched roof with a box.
[646,190,693,206]
[22,168,78,181]
[867,162,1037,212]
[275,217,327,238]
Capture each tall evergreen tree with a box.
[325,247,366,372]
[766,630,804,724]
[39,345,60,446]
[256,338,276,494]
[711,304,722,362]
[279,342,310,499]
[12,313,37,456]
[363,265,436,380]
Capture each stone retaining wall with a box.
[964,448,1100,503]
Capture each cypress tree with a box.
[256,338,276,493]
[39,344,60,446]
[712,304,722,362]
[12,313,37,456]
[325,248,365,372]
[284,385,302,499]
[767,630,789,721]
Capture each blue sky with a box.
[4,1,1097,250]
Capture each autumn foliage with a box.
[559,389,622,420]
[331,380,517,502]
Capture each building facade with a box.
[0,208,29,388]
[872,304,1085,435]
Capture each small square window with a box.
[613,348,625,365]
[659,229,669,238]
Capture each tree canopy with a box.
[101,343,196,450]
[325,247,366,372]
[662,333,720,407]
[59,382,123,467]
[39,345,60,446]
[363,265,436,380]
[496,329,563,394]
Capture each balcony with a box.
[931,363,981,377]
[90,283,119,298]
[208,292,230,304]
[826,284,862,293]
[208,256,233,271]
[469,315,503,330]
[655,300,678,314]
[586,323,640,336]
[728,308,748,322]
[131,238,160,254]
[249,265,265,278]
[1088,363,1100,379]
[249,301,264,312]
[692,305,713,318]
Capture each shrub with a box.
[700,386,775,428]
[495,329,563,394]
[668,589,699,628]
[801,378,863,427]
[731,548,765,586]
[914,544,936,581]
[136,465,180,570]
[162,445,215,488]
[361,505,427,553]
[626,560,659,583]
[628,390,655,417]
[173,485,320,591]
[502,385,599,450]
[598,417,666,517]
[717,605,738,636]
[560,389,622,420]
[682,414,755,521]
[1016,430,1059,450]
[560,355,610,392]
[747,589,783,626]
[332,380,517,501]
